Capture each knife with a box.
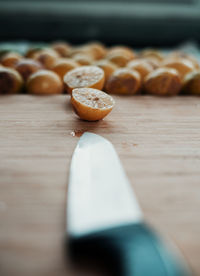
[67,132,190,276]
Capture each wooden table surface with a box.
[0,95,200,276]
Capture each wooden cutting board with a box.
[0,95,200,276]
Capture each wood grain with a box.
[0,95,200,276]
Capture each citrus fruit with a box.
[143,57,160,69]
[25,47,44,59]
[52,58,79,79]
[107,46,135,60]
[167,51,199,69]
[72,53,93,65]
[71,87,115,121]
[82,42,107,60]
[94,59,117,83]
[139,49,164,62]
[26,69,63,95]
[144,68,181,96]
[105,68,141,95]
[15,58,42,81]
[106,51,134,67]
[1,52,23,68]
[127,59,154,80]
[64,65,105,94]
[162,58,195,80]
[34,49,59,69]
[0,67,23,94]
[51,42,71,57]
[182,70,200,95]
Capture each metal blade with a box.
[67,132,142,237]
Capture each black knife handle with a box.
[68,223,190,276]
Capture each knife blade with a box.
[67,132,190,276]
[67,132,142,236]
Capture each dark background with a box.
[0,0,200,46]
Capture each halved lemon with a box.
[64,65,105,94]
[71,88,115,121]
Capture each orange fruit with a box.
[162,58,195,80]
[25,47,43,58]
[182,70,200,95]
[64,65,105,94]
[142,57,160,69]
[1,52,23,68]
[69,46,86,57]
[70,42,106,60]
[106,51,134,67]
[94,59,117,83]
[144,68,181,96]
[167,51,199,69]
[127,59,153,80]
[51,41,71,57]
[52,58,79,79]
[0,67,23,94]
[107,46,136,60]
[71,88,115,121]
[34,49,60,69]
[27,69,63,95]
[139,49,164,62]
[82,42,107,60]
[72,53,93,65]
[105,68,141,95]
[15,58,42,81]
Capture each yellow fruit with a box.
[34,49,59,69]
[64,65,105,94]
[51,41,71,57]
[26,70,63,95]
[71,87,115,121]
[127,59,153,80]
[105,68,141,95]
[52,58,79,79]
[0,67,23,94]
[82,42,107,60]
[25,47,42,58]
[106,51,133,67]
[143,57,161,69]
[162,58,195,80]
[94,59,117,83]
[72,53,93,65]
[144,68,181,96]
[139,49,164,62]
[182,70,200,95]
[167,51,199,69]
[107,46,136,60]
[15,58,42,81]
[1,52,23,68]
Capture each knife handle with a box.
[68,223,190,276]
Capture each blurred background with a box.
[0,0,200,47]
